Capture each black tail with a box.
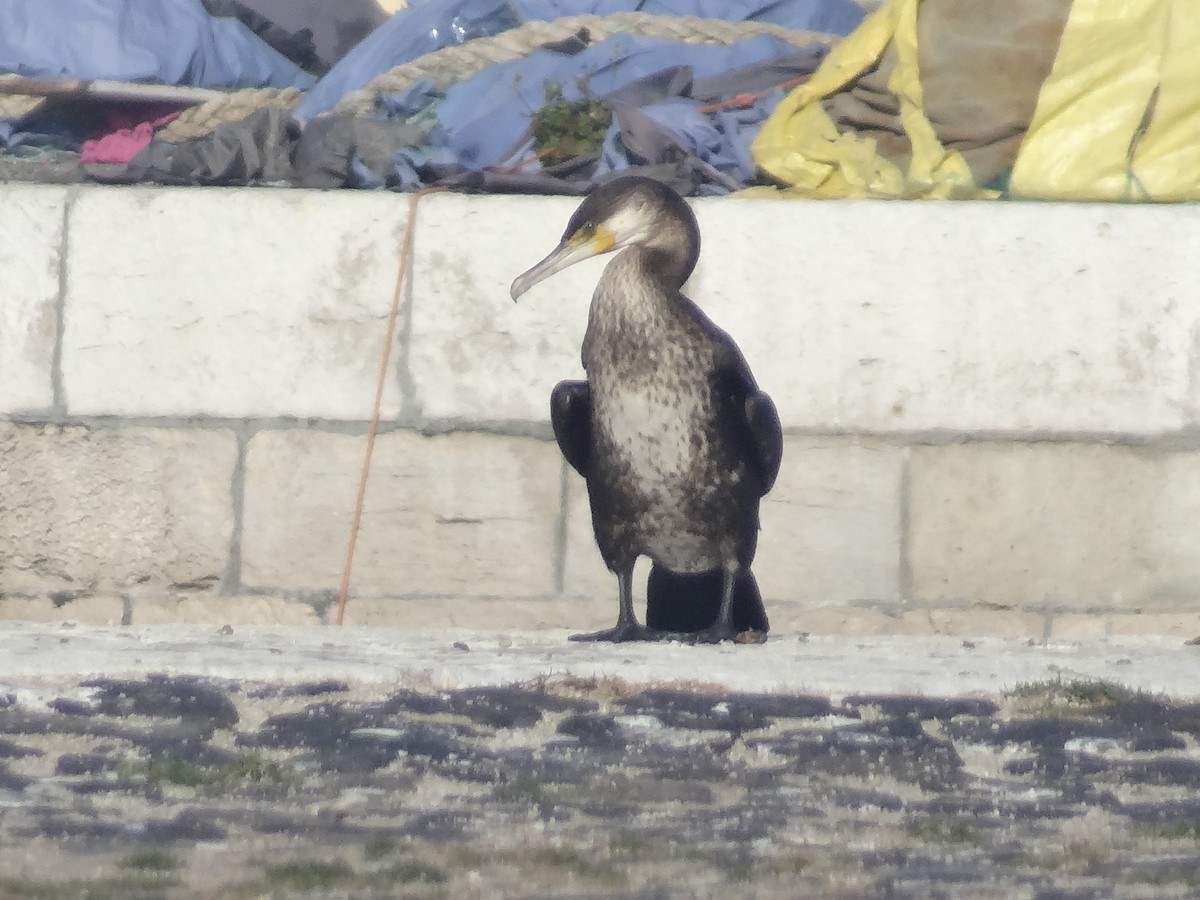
[645,565,769,634]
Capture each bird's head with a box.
[510,176,699,301]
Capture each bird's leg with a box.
[569,566,654,642]
[698,565,740,644]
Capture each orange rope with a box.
[697,74,811,114]
[333,186,446,626]
[506,146,561,171]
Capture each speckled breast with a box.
[590,369,731,572]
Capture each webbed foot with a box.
[734,629,769,645]
[650,630,701,644]
[661,627,767,645]
[569,624,658,643]
[695,623,740,644]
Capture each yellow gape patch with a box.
[571,227,616,255]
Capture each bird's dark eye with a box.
[578,222,595,238]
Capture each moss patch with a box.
[526,847,624,884]
[908,817,984,845]
[0,871,180,900]
[492,777,547,805]
[1005,676,1158,717]
[1142,817,1200,841]
[264,859,355,891]
[531,83,612,167]
[371,860,449,885]
[123,749,298,789]
[118,849,181,872]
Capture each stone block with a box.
[902,606,1047,640]
[0,424,236,593]
[407,192,595,425]
[0,184,67,413]
[690,198,1200,434]
[241,430,562,597]
[410,194,1200,433]
[560,471,625,604]
[132,593,320,626]
[1045,613,1111,642]
[61,186,409,418]
[1048,611,1200,641]
[910,443,1200,610]
[774,605,931,636]
[338,595,609,630]
[756,437,904,604]
[561,437,904,609]
[1106,612,1200,639]
[0,594,123,625]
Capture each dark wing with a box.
[744,389,783,494]
[708,338,783,496]
[550,380,591,477]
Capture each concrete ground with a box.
[2,622,1200,700]
[3,622,1200,898]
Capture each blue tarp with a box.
[0,0,314,90]
[0,0,860,192]
[294,0,862,120]
[434,34,821,179]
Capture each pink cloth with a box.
[80,106,182,165]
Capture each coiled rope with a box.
[331,12,837,117]
[2,15,836,146]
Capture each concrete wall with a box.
[2,182,1199,639]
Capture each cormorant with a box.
[511,176,782,643]
[545,379,772,637]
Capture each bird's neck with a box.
[583,247,698,381]
[591,249,682,331]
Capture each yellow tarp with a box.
[1009,0,1200,201]
[749,0,992,200]
[752,0,1200,201]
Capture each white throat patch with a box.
[604,201,656,250]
